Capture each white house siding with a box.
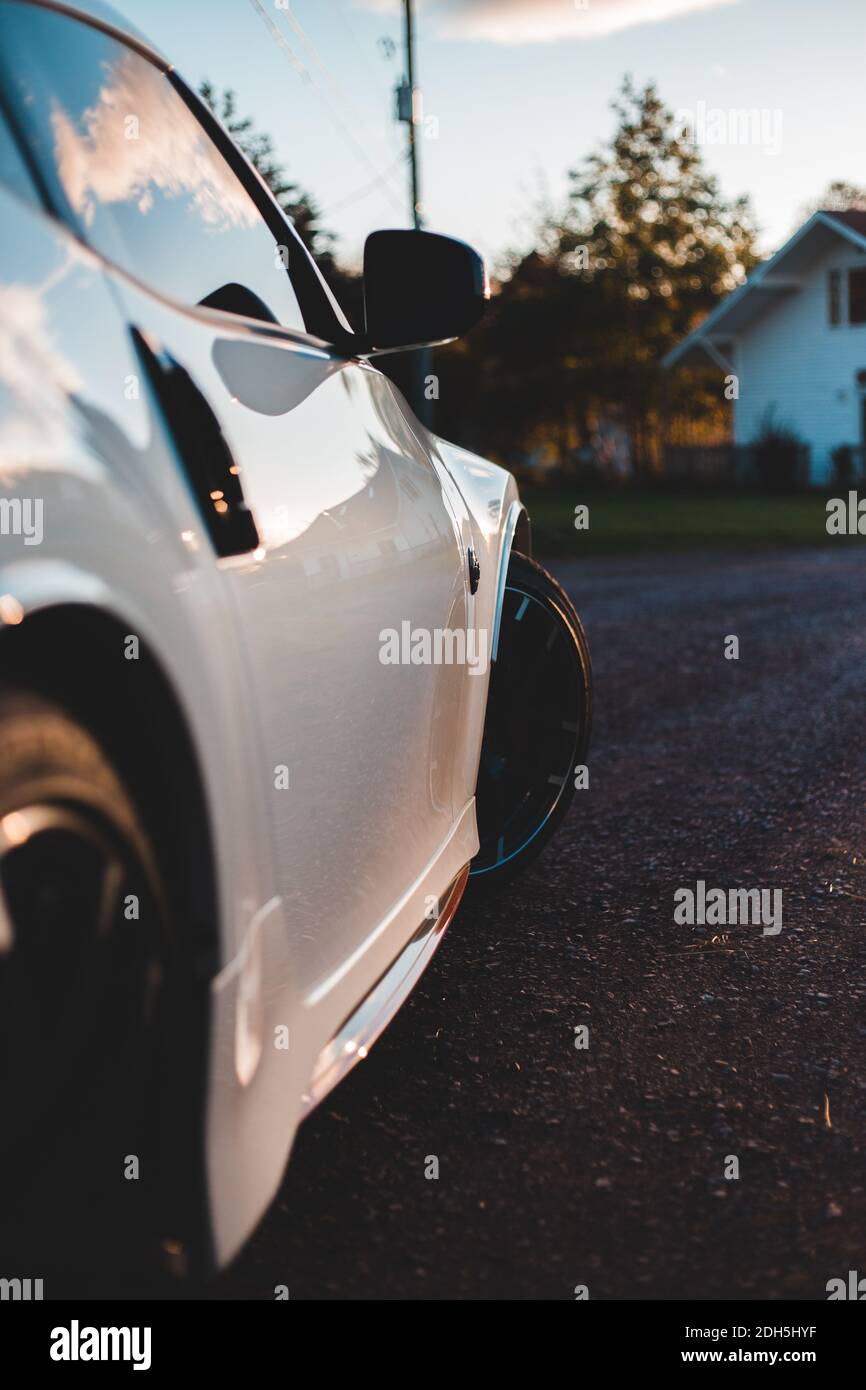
[733,240,866,483]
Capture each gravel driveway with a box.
[221,546,866,1300]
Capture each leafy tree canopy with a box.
[436,78,760,471]
[797,178,866,222]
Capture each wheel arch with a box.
[513,506,532,561]
[491,499,532,665]
[0,599,221,1272]
[0,602,219,975]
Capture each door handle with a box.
[131,327,259,558]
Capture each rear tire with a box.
[469,553,591,893]
[0,685,191,1289]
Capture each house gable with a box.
[663,212,866,369]
[664,212,866,482]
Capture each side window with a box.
[0,104,40,207]
[0,3,305,330]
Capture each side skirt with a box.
[300,865,469,1116]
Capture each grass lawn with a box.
[523,489,866,556]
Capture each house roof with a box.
[663,210,866,369]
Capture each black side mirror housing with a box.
[362,229,489,352]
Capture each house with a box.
[663,210,866,484]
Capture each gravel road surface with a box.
[221,546,866,1300]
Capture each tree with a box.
[436,78,759,476]
[561,77,758,470]
[565,78,757,341]
[797,179,866,222]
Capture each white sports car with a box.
[0,0,591,1282]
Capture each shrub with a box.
[749,409,808,491]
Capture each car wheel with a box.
[469,553,592,892]
[0,685,188,1287]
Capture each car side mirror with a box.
[362,229,489,352]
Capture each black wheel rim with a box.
[471,584,584,876]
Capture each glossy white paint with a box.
[0,0,527,1269]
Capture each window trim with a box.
[168,71,356,351]
[848,265,866,328]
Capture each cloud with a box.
[51,52,257,231]
[0,278,83,473]
[356,0,740,44]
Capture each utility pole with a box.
[404,0,422,231]
[396,0,432,425]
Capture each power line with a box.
[323,151,409,218]
[281,2,406,178]
[277,2,371,138]
[245,0,405,215]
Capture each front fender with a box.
[422,434,529,806]
[427,435,529,663]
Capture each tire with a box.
[0,686,187,1287]
[469,553,592,893]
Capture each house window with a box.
[828,269,841,325]
[849,268,866,325]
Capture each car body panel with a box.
[0,0,527,1268]
[109,272,490,1264]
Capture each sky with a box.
[121,0,865,272]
